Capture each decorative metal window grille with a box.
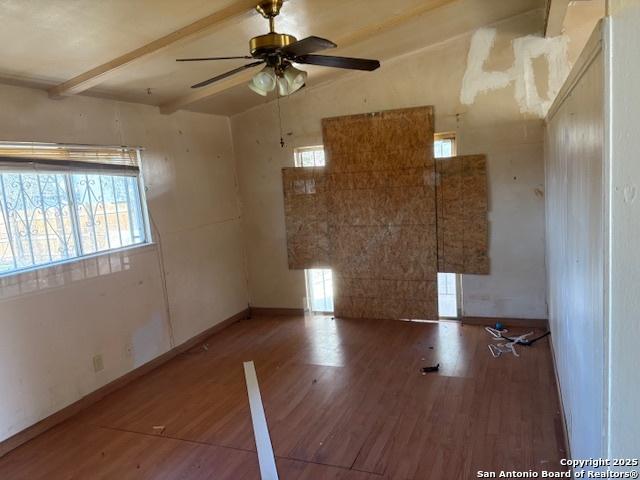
[0,144,149,276]
[294,146,325,167]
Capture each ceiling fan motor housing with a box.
[250,33,297,57]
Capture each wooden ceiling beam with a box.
[158,0,456,114]
[48,0,258,98]
[159,66,262,115]
[544,0,572,37]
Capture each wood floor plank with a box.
[0,316,566,479]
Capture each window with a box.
[294,146,325,167]
[437,273,459,318]
[0,143,149,276]
[294,146,332,313]
[435,133,461,318]
[434,133,456,158]
[305,268,334,313]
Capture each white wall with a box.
[545,30,605,459]
[0,84,248,442]
[607,0,640,459]
[232,10,564,320]
[546,2,640,460]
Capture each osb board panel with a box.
[329,225,437,280]
[333,276,437,301]
[322,107,434,170]
[282,167,330,269]
[333,295,438,320]
[328,186,435,226]
[332,254,439,320]
[322,106,438,320]
[322,149,432,173]
[436,155,490,274]
[326,166,432,190]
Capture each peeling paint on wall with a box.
[460,28,570,117]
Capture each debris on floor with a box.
[420,363,440,374]
[152,425,166,435]
[486,327,551,358]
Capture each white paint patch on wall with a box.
[460,29,512,104]
[461,28,570,117]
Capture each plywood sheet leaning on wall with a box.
[282,167,330,269]
[436,155,490,274]
[322,107,438,320]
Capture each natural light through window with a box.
[0,144,149,276]
[434,134,456,158]
[295,146,332,313]
[437,273,458,317]
[435,133,459,318]
[295,146,325,167]
[305,268,334,313]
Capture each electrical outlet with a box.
[93,354,104,373]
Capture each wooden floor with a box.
[0,315,566,479]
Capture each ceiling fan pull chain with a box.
[277,93,285,148]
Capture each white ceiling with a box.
[0,0,545,116]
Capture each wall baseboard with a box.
[0,308,250,459]
[247,310,549,329]
[461,316,549,329]
[250,307,305,317]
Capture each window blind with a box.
[0,142,141,174]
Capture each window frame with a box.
[293,146,333,314]
[304,268,334,314]
[0,149,152,278]
[294,146,326,167]
[434,132,457,158]
[434,132,463,319]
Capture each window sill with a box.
[0,242,157,284]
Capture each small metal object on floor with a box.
[421,363,440,375]
[243,361,279,480]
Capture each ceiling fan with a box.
[176,0,381,96]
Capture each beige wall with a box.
[0,84,248,442]
[232,10,560,319]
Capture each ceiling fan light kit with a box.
[176,0,381,97]
[249,66,277,96]
[280,65,307,94]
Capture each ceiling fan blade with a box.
[294,54,380,71]
[281,36,337,57]
[177,56,254,62]
[191,61,264,89]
